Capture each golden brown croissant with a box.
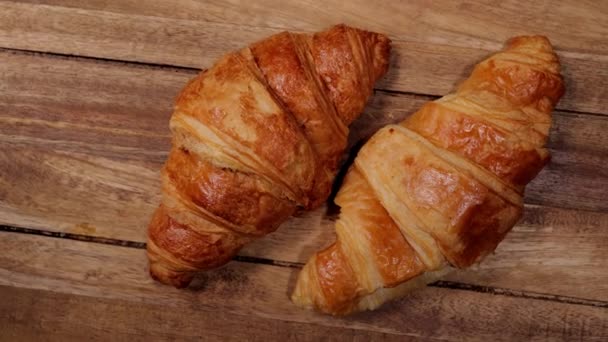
[292,36,565,315]
[147,24,391,287]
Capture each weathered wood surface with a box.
[1,0,607,340]
[0,287,399,342]
[0,1,607,114]
[1,233,607,341]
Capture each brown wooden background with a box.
[1,1,607,340]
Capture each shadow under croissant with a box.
[180,247,444,319]
[285,46,435,310]
[187,265,250,292]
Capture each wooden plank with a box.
[15,0,607,55]
[0,1,606,114]
[1,233,606,341]
[3,200,606,302]
[0,286,399,342]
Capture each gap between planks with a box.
[0,46,199,73]
[2,224,607,310]
[0,46,435,108]
[1,46,605,119]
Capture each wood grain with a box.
[1,232,606,341]
[0,286,399,342]
[1,1,607,114]
[14,0,606,54]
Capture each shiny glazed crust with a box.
[147,24,391,287]
[292,36,565,315]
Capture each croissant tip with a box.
[505,35,555,52]
[338,23,391,82]
[149,262,195,288]
[373,34,392,81]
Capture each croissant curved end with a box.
[291,260,316,310]
[147,247,195,289]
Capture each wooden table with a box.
[1,1,607,340]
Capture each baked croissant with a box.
[292,36,565,315]
[147,24,391,287]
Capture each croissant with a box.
[292,36,565,315]
[147,24,391,287]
